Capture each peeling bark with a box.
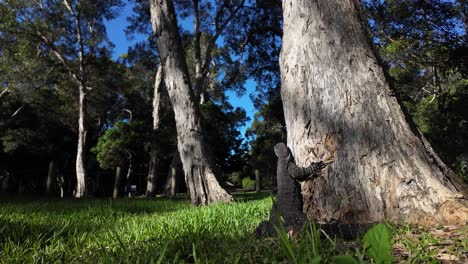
[280,0,467,224]
[150,0,232,205]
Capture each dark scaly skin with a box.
[254,143,372,239]
[255,143,324,237]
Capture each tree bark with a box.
[75,87,87,198]
[255,169,261,193]
[146,151,158,197]
[125,153,133,196]
[46,160,56,195]
[280,0,467,225]
[146,65,163,198]
[163,152,182,196]
[113,166,122,199]
[150,0,232,205]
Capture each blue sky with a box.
[104,1,256,140]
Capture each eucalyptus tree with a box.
[280,0,467,224]
[0,0,123,197]
[149,0,257,205]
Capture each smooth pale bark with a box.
[113,166,122,199]
[280,0,467,224]
[46,160,56,194]
[150,0,232,205]
[74,88,87,198]
[64,0,88,198]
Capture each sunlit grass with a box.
[0,193,272,263]
[0,192,466,263]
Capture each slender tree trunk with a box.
[255,169,261,193]
[150,0,232,205]
[170,166,177,196]
[146,151,158,197]
[46,160,56,195]
[75,88,87,198]
[280,0,467,225]
[113,166,122,199]
[126,153,133,196]
[146,65,163,197]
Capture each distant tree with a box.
[92,121,149,197]
[0,0,124,197]
[246,93,285,185]
[149,0,241,205]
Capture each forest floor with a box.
[0,191,466,263]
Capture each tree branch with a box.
[201,0,246,79]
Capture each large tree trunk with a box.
[150,0,232,205]
[280,0,467,225]
[75,88,87,198]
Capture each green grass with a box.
[0,192,466,263]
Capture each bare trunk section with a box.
[125,153,133,196]
[147,65,164,197]
[113,166,122,199]
[193,0,203,104]
[163,152,181,196]
[280,0,467,224]
[146,153,157,197]
[150,0,232,205]
[255,169,261,193]
[75,88,87,198]
[46,160,56,195]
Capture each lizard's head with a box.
[274,143,290,159]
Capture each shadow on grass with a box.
[0,195,191,216]
[232,190,272,202]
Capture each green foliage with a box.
[91,121,148,170]
[200,102,250,174]
[363,223,394,264]
[242,178,255,190]
[365,0,468,180]
[247,94,285,179]
[226,171,242,186]
[455,160,468,183]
